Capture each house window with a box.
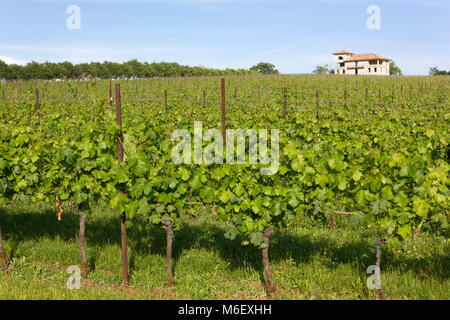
[368,68,371,72]
[343,70,345,74]
[338,56,343,60]
[340,63,344,67]
[374,68,377,72]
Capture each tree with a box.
[389,61,402,75]
[0,60,10,79]
[429,67,448,76]
[312,64,331,74]
[250,62,279,75]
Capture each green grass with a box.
[0,204,448,300]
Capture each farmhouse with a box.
[333,50,391,75]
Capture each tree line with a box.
[429,67,450,76]
[0,59,259,80]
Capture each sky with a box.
[0,0,449,75]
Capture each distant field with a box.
[0,75,449,299]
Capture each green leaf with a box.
[352,170,363,182]
[328,156,345,172]
[337,178,347,191]
[178,167,191,181]
[224,227,239,240]
[133,159,148,177]
[381,186,394,201]
[110,193,130,214]
[397,224,411,240]
[149,214,161,224]
[413,199,430,218]
[219,189,233,204]
[288,195,299,208]
[125,220,133,228]
[137,203,152,216]
[249,232,265,248]
[234,184,245,197]
[425,129,435,138]
[125,201,139,218]
[371,199,388,215]
[291,159,303,172]
[0,159,8,170]
[167,177,178,189]
[399,166,409,177]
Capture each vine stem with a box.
[162,218,174,287]
[375,245,386,299]
[78,212,89,279]
[0,225,9,269]
[262,228,276,297]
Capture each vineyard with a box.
[0,74,449,300]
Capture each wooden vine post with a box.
[315,90,319,120]
[392,84,395,104]
[78,212,88,279]
[162,218,174,287]
[378,87,381,106]
[115,84,129,285]
[35,88,40,118]
[0,225,9,270]
[221,78,226,146]
[203,89,206,108]
[283,87,287,120]
[374,239,387,299]
[109,79,113,107]
[164,89,168,113]
[262,228,276,297]
[14,88,18,107]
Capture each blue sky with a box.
[0,0,449,75]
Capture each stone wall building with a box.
[333,50,391,75]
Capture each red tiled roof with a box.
[332,50,354,55]
[344,53,391,62]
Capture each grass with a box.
[0,204,448,300]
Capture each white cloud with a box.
[0,55,26,65]
[0,43,211,64]
[256,46,293,57]
[0,43,208,54]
